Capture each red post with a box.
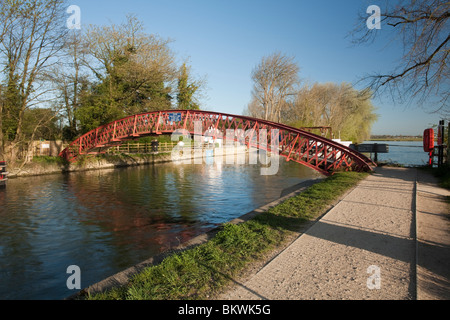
[132,115,138,136]
[112,121,117,141]
[423,128,435,166]
[182,110,188,131]
[155,112,162,134]
[0,161,8,188]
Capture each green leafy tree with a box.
[76,15,177,133]
[176,63,201,110]
[2,71,21,140]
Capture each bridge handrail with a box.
[59,110,376,173]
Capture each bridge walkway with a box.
[218,167,450,300]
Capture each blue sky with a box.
[71,0,444,136]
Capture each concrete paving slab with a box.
[218,167,437,300]
[416,169,450,300]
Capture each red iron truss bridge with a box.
[59,110,376,176]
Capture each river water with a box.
[363,140,430,167]
[0,158,320,300]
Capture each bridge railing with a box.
[59,110,376,175]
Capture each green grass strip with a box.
[86,171,368,300]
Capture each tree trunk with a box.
[0,98,3,160]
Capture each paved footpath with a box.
[416,169,450,299]
[218,167,450,300]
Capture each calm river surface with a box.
[364,140,429,166]
[0,158,319,300]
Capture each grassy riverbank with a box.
[421,164,450,190]
[6,153,175,178]
[85,171,369,300]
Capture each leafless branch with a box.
[350,0,449,115]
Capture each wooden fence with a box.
[30,140,214,159]
[106,141,179,154]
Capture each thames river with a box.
[0,158,319,300]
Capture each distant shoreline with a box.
[369,139,422,142]
[369,136,422,142]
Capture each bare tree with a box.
[285,82,378,143]
[250,52,300,122]
[46,30,90,140]
[0,83,3,152]
[351,0,449,114]
[0,0,68,162]
[0,1,18,158]
[243,96,264,119]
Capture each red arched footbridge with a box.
[59,110,376,176]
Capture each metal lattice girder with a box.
[59,110,376,175]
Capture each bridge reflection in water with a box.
[0,158,320,300]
